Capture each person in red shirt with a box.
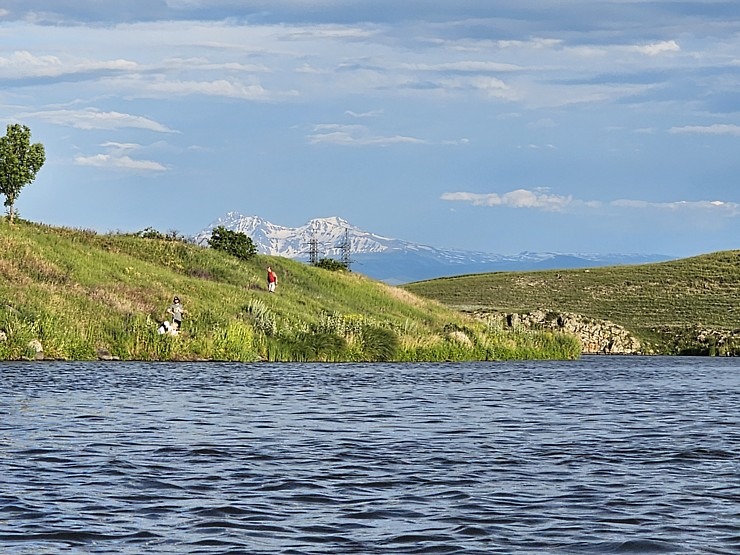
[267,266,278,293]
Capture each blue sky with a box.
[1,1,739,257]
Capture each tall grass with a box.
[0,218,580,361]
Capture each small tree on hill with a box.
[136,227,188,242]
[208,225,257,260]
[315,258,349,272]
[0,124,46,223]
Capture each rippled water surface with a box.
[2,357,739,554]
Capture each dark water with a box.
[1,357,739,554]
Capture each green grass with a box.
[403,251,740,353]
[0,218,580,361]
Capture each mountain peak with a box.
[306,216,351,228]
[193,214,395,257]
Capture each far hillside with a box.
[403,251,740,354]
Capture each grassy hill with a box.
[0,219,579,361]
[403,251,740,353]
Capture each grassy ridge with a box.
[0,219,580,361]
[403,251,740,350]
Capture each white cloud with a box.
[402,61,521,73]
[0,50,136,78]
[345,109,383,118]
[26,108,175,132]
[521,143,556,149]
[554,39,680,59]
[295,63,326,74]
[75,142,167,172]
[141,78,274,100]
[611,199,740,215]
[496,38,563,50]
[629,40,680,56]
[283,25,378,41]
[430,75,518,101]
[162,57,271,73]
[669,124,740,136]
[104,74,300,101]
[0,18,715,115]
[442,138,470,145]
[75,154,167,171]
[440,189,575,211]
[307,123,426,146]
[442,188,740,217]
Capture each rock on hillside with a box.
[472,309,644,355]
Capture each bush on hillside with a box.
[136,227,188,242]
[314,258,349,272]
[208,226,257,261]
[360,326,399,362]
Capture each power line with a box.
[303,227,353,270]
[339,228,352,270]
[308,233,319,265]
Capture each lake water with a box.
[1,356,739,554]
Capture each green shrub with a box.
[208,226,257,261]
[360,326,399,362]
[314,258,348,272]
[210,320,256,361]
[245,298,277,336]
[135,227,188,242]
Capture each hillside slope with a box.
[0,219,579,361]
[403,251,740,353]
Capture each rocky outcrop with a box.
[467,309,740,356]
[656,325,740,356]
[470,309,643,355]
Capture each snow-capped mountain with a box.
[193,213,672,284]
[193,212,403,257]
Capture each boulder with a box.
[28,339,44,360]
[96,348,116,361]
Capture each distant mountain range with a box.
[193,212,673,284]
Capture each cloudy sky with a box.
[1,1,739,257]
